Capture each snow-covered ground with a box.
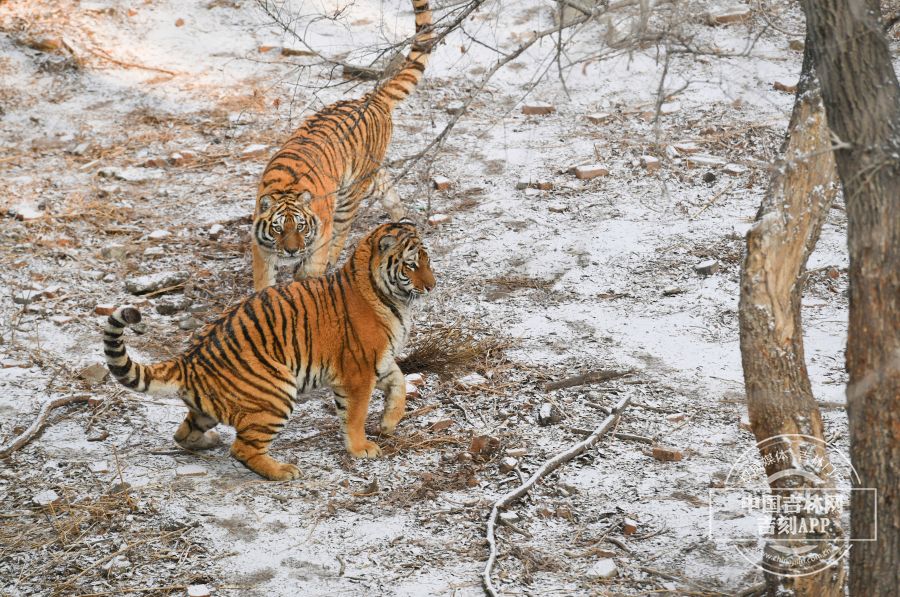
[0,1,852,595]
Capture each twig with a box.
[544,369,633,391]
[0,394,91,458]
[482,394,632,596]
[84,46,178,77]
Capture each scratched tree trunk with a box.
[738,37,844,595]
[799,1,900,594]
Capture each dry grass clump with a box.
[487,275,556,292]
[396,322,511,379]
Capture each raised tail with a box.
[103,307,181,395]
[375,0,434,108]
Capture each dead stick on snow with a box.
[543,369,633,391]
[482,394,632,596]
[0,394,92,458]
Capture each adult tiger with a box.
[252,0,434,291]
[102,222,435,481]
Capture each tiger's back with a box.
[104,222,436,481]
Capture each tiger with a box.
[252,0,435,291]
[102,222,435,481]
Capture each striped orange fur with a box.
[103,222,435,481]
[252,0,434,291]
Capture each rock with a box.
[587,558,618,579]
[623,518,638,535]
[522,102,555,116]
[506,447,527,458]
[427,213,451,226]
[666,413,686,423]
[538,403,560,426]
[574,164,609,180]
[89,461,110,473]
[79,363,109,384]
[156,296,193,315]
[9,203,43,221]
[70,142,90,156]
[140,157,167,168]
[499,457,518,473]
[457,372,488,387]
[432,176,452,190]
[148,229,170,240]
[187,585,211,597]
[429,419,453,432]
[702,171,717,184]
[498,511,520,524]
[640,155,661,172]
[445,100,465,115]
[103,273,117,283]
[102,556,131,577]
[100,243,128,260]
[207,223,224,239]
[1,359,31,368]
[241,144,269,159]
[98,167,163,183]
[773,79,798,94]
[685,155,726,169]
[143,247,165,259]
[659,101,681,114]
[673,142,701,155]
[515,177,552,191]
[723,163,747,176]
[662,286,684,296]
[585,112,611,124]
[739,416,753,432]
[125,271,189,295]
[555,506,573,520]
[405,381,420,398]
[176,464,207,477]
[12,290,41,305]
[49,315,72,325]
[469,434,500,458]
[178,315,203,331]
[405,373,425,387]
[694,259,720,276]
[175,18,185,26]
[651,445,683,462]
[94,304,117,316]
[547,202,567,213]
[788,39,804,52]
[707,7,751,25]
[33,490,60,507]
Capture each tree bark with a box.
[798,1,900,594]
[739,38,844,594]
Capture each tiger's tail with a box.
[375,0,434,108]
[103,307,183,396]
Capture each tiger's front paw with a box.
[348,440,382,459]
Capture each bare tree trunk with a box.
[739,37,844,595]
[798,1,900,594]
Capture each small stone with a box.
[103,273,116,283]
[499,457,518,473]
[258,45,277,53]
[662,286,684,296]
[405,382,420,398]
[574,164,609,180]
[724,163,747,176]
[405,373,425,387]
[659,101,680,114]
[430,419,453,432]
[623,518,638,535]
[555,506,573,520]
[70,142,90,156]
[13,290,40,305]
[176,464,207,477]
[585,112,611,124]
[673,142,701,155]
[538,403,560,426]
[79,363,109,384]
[469,434,500,458]
[686,155,726,169]
[702,171,717,184]
[1,359,31,368]
[143,247,165,258]
[89,461,110,473]
[547,202,567,213]
[587,558,618,579]
[207,223,224,239]
[640,155,661,172]
[707,7,751,25]
[178,315,203,331]
[125,271,189,295]
[432,175,451,190]
[773,79,798,94]
[26,35,64,53]
[94,304,116,316]
[651,445,683,462]
[498,511,520,524]
[100,243,128,260]
[98,167,163,183]
[457,372,488,387]
[427,213,451,226]
[515,177,552,191]
[33,490,60,507]
[666,413,686,423]
[187,585,211,597]
[506,447,527,458]
[148,229,170,240]
[445,101,465,115]
[49,315,73,325]
[694,259,720,276]
[140,157,167,168]
[175,18,185,26]
[522,102,555,116]
[788,39,804,52]
[241,144,269,159]
[156,296,193,315]
[9,203,42,221]
[102,556,131,576]
[739,416,753,432]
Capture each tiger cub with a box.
[103,222,435,481]
[252,0,434,291]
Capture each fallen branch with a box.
[0,394,91,458]
[543,369,633,391]
[482,393,632,596]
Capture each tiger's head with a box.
[253,191,319,261]
[366,221,436,304]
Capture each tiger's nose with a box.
[285,248,299,256]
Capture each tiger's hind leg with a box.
[376,362,407,436]
[228,379,300,480]
[174,410,221,451]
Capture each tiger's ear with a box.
[378,234,398,253]
[258,195,272,212]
